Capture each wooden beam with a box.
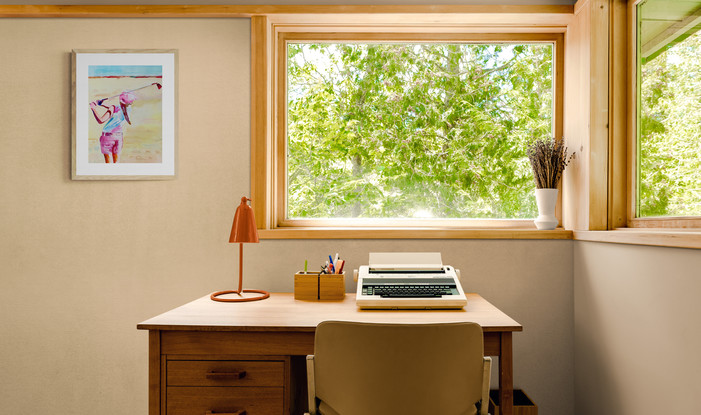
[609,0,628,229]
[0,4,574,18]
[564,0,593,230]
[626,0,639,227]
[251,16,272,230]
[564,0,611,230]
[589,0,611,230]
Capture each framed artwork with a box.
[72,49,177,180]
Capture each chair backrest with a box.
[312,321,485,415]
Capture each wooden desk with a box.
[138,293,522,415]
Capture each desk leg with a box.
[499,332,514,415]
[149,330,161,415]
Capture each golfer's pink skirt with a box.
[99,131,123,155]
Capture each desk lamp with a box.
[210,197,270,302]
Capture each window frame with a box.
[256,18,566,238]
[626,0,701,229]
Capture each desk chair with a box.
[305,321,492,415]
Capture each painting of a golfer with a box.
[88,65,163,164]
[73,50,176,180]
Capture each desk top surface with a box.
[137,293,522,332]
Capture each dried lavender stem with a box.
[527,138,574,189]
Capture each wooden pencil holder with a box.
[320,272,345,300]
[293,272,319,301]
[294,272,345,301]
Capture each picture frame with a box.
[72,49,178,180]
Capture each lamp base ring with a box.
[210,289,270,302]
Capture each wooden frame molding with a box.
[564,0,701,248]
[624,0,701,229]
[254,19,567,239]
[0,5,574,18]
[259,228,573,240]
[609,0,629,229]
[563,0,612,231]
[251,15,273,230]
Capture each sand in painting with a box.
[88,76,162,163]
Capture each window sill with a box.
[573,229,701,250]
[258,227,573,240]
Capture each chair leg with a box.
[306,355,317,415]
[481,357,492,415]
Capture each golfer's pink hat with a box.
[119,91,136,105]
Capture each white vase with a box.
[534,188,559,230]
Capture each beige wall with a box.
[574,242,701,414]
[0,16,574,415]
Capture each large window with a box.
[637,0,701,220]
[276,33,563,229]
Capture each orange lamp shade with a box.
[229,197,259,244]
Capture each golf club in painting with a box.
[96,82,162,105]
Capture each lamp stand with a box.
[211,243,270,302]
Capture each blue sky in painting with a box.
[88,65,162,77]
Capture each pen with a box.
[304,259,308,273]
[333,253,339,268]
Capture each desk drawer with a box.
[167,361,284,387]
[167,386,283,415]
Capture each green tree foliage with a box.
[640,31,701,217]
[287,43,553,219]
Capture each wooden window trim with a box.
[574,229,701,249]
[260,227,573,240]
[569,0,701,250]
[256,19,566,239]
[624,0,701,230]
[0,5,574,18]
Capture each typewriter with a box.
[355,252,467,310]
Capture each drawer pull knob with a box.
[205,370,247,380]
[205,411,246,415]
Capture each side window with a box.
[637,0,701,218]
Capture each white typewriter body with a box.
[355,252,468,310]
